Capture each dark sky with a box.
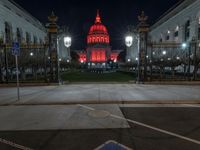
[15,0,182,49]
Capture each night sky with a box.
[15,0,182,50]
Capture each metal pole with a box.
[4,45,9,83]
[188,43,191,81]
[150,43,153,81]
[193,41,197,81]
[57,37,60,84]
[15,55,20,101]
[137,36,140,83]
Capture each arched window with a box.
[198,17,200,40]
[39,39,43,44]
[101,37,104,43]
[185,20,190,41]
[105,37,107,43]
[97,36,100,42]
[33,36,37,44]
[95,36,98,42]
[5,22,13,43]
[26,32,31,44]
[16,27,22,43]
[92,37,95,43]
[174,26,179,39]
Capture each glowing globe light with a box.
[30,52,34,56]
[64,36,72,48]
[162,50,167,55]
[182,43,187,49]
[125,36,133,47]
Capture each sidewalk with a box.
[0,84,200,105]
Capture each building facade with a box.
[0,0,46,44]
[126,0,200,72]
[150,0,200,43]
[0,0,47,82]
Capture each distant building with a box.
[77,10,121,69]
[0,0,46,44]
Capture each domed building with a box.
[78,10,120,69]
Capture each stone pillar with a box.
[179,25,185,43]
[138,11,149,82]
[190,17,198,40]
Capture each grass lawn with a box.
[61,71,136,82]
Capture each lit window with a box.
[198,17,200,24]
[165,35,170,40]
[174,31,178,37]
[176,26,179,31]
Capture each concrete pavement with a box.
[0,84,200,105]
[0,104,129,131]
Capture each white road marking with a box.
[78,104,95,111]
[0,138,33,150]
[78,104,200,145]
[182,104,200,107]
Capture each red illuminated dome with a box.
[87,10,110,44]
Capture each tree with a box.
[117,50,126,62]
[70,51,79,63]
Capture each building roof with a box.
[88,10,108,35]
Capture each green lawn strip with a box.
[61,71,135,82]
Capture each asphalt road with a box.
[0,105,199,150]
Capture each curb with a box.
[1,100,200,106]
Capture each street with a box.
[0,104,199,150]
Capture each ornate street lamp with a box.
[125,35,133,47]
[125,35,133,63]
[64,36,72,48]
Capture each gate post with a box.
[137,11,149,83]
[47,12,59,82]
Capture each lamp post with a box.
[62,36,72,82]
[125,35,133,61]
[182,42,191,80]
[125,34,140,82]
[191,38,197,80]
[182,42,187,79]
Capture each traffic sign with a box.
[12,42,20,56]
[95,140,132,150]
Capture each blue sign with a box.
[95,141,132,150]
[12,42,20,56]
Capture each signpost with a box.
[12,42,20,101]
